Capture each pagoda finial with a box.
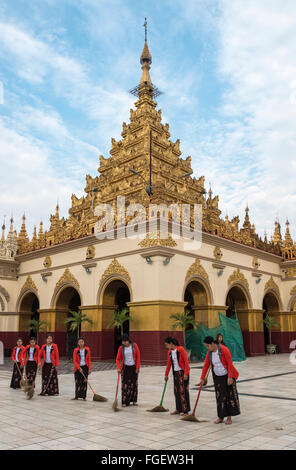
[144,17,147,43]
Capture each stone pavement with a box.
[0,354,295,450]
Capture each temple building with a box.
[1,32,296,363]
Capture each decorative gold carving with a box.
[100,258,131,284]
[55,268,80,291]
[138,231,177,248]
[290,285,296,295]
[213,246,223,260]
[86,245,95,259]
[185,259,209,282]
[264,276,279,293]
[228,268,249,289]
[252,257,260,270]
[43,256,52,268]
[15,39,293,261]
[20,275,38,294]
[286,267,296,278]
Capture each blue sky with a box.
[1,0,296,240]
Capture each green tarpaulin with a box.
[185,312,246,362]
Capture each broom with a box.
[112,372,121,412]
[14,361,26,388]
[79,368,107,402]
[181,368,210,423]
[147,380,169,412]
[25,365,38,400]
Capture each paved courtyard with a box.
[0,354,295,450]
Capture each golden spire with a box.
[272,219,282,245]
[18,213,30,251]
[284,219,293,247]
[140,18,152,86]
[243,204,251,230]
[1,217,5,242]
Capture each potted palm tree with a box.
[107,307,133,336]
[64,309,93,342]
[28,318,48,344]
[263,313,280,354]
[170,309,197,358]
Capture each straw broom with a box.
[112,372,121,411]
[14,361,26,388]
[181,368,210,423]
[147,380,169,412]
[79,368,107,402]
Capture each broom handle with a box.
[192,366,210,416]
[115,372,120,399]
[15,361,23,379]
[192,383,202,416]
[159,381,168,406]
[79,368,95,395]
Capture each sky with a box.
[0,0,296,241]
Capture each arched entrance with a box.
[226,285,249,318]
[54,286,81,358]
[101,279,131,357]
[18,292,40,343]
[184,279,209,327]
[262,291,280,351]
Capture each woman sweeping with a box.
[38,334,59,396]
[164,337,190,416]
[23,337,40,386]
[10,338,25,389]
[200,336,240,425]
[72,337,91,401]
[116,334,140,407]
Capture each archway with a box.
[54,286,81,358]
[18,292,40,343]
[101,279,131,357]
[226,285,249,318]
[184,279,209,327]
[262,291,280,351]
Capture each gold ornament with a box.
[20,275,38,294]
[264,276,279,293]
[55,268,80,291]
[213,246,223,260]
[86,245,95,259]
[100,258,131,284]
[43,256,52,268]
[228,268,249,289]
[185,259,209,281]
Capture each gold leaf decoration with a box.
[138,230,177,248]
[20,275,38,294]
[86,245,95,259]
[55,268,80,291]
[264,276,279,293]
[185,259,209,281]
[252,257,260,270]
[213,246,223,260]
[100,258,131,284]
[228,268,249,289]
[290,285,296,295]
[43,256,52,268]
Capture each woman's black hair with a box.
[164,336,173,344]
[204,336,215,344]
[122,334,130,343]
[216,333,225,345]
[29,337,37,342]
[164,337,179,346]
[17,337,23,342]
[78,337,85,342]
